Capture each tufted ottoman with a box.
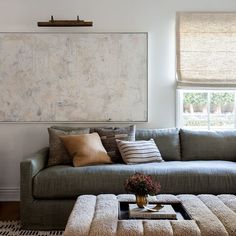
[64,194,236,236]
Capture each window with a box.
[177,90,236,130]
[176,13,236,129]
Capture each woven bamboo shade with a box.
[177,12,236,88]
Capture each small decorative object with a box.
[135,195,148,208]
[124,172,161,208]
[38,15,93,27]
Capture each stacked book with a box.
[129,204,177,219]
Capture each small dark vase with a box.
[136,195,148,208]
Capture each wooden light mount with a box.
[38,15,93,27]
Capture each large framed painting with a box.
[0,33,148,122]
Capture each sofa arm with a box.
[20,147,49,201]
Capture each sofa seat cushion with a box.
[33,161,236,199]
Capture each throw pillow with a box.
[116,139,163,164]
[47,127,90,166]
[60,132,113,167]
[94,125,136,163]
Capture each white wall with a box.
[0,0,236,200]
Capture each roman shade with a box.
[176,12,236,88]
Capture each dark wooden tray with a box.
[118,201,192,220]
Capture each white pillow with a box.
[116,139,163,164]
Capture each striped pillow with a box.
[116,139,163,164]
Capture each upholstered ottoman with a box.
[64,194,236,236]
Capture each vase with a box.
[136,195,148,208]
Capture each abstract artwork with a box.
[0,33,147,122]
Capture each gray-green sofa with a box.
[20,128,236,230]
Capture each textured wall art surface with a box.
[0,33,147,122]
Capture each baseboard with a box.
[0,187,20,201]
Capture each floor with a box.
[0,202,20,221]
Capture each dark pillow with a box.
[51,126,89,132]
[94,125,136,163]
[47,127,90,166]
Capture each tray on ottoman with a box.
[119,201,192,220]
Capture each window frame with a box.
[176,89,236,130]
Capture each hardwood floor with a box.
[0,202,20,221]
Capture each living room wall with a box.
[0,0,235,200]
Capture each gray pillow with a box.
[94,125,136,163]
[135,128,181,161]
[47,127,90,166]
[180,129,236,161]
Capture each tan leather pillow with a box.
[47,127,90,166]
[60,133,113,167]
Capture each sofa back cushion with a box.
[180,129,236,161]
[135,128,181,161]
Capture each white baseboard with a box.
[0,187,20,201]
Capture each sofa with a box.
[20,127,236,230]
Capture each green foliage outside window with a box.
[182,91,235,129]
[183,93,207,105]
[184,92,234,106]
[210,93,234,105]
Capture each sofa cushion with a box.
[116,139,163,164]
[33,160,236,199]
[47,127,90,166]
[94,125,136,163]
[60,133,112,167]
[180,129,236,161]
[135,128,181,161]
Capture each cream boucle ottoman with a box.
[64,194,236,236]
